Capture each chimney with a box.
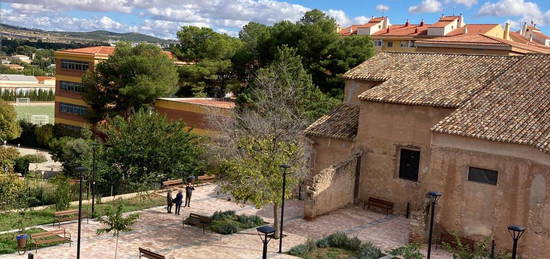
[405,19,409,27]
[382,17,390,29]
[529,34,533,42]
[503,22,510,40]
[464,27,468,34]
[521,22,528,36]
[419,19,424,27]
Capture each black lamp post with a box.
[279,164,290,253]
[427,191,442,259]
[74,166,88,259]
[507,225,526,259]
[91,143,98,217]
[257,226,276,259]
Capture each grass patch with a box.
[0,228,69,254]
[14,104,55,124]
[209,210,265,235]
[288,232,383,259]
[0,194,164,232]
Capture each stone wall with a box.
[304,153,360,219]
[308,136,355,176]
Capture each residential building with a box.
[339,16,550,55]
[11,54,31,63]
[0,74,55,94]
[304,52,550,258]
[54,46,229,135]
[155,98,235,136]
[3,64,24,71]
[517,22,550,46]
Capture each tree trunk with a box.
[273,202,280,239]
[115,235,119,259]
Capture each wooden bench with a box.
[183,213,212,234]
[197,175,215,182]
[30,228,71,253]
[161,179,183,189]
[53,209,88,227]
[139,247,165,259]
[363,197,394,215]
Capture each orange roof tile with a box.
[35,76,55,81]
[447,24,497,36]
[372,24,429,37]
[165,98,236,109]
[59,46,116,56]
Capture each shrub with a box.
[327,232,349,248]
[388,243,423,259]
[316,238,330,248]
[53,176,71,211]
[357,242,383,259]
[34,124,54,148]
[13,157,29,176]
[236,214,263,228]
[21,154,47,163]
[212,210,236,221]
[288,244,310,257]
[211,220,238,235]
[346,236,362,251]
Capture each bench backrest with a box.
[162,179,182,185]
[368,197,393,207]
[197,175,215,181]
[189,213,212,223]
[54,209,79,216]
[139,248,165,259]
[32,229,65,239]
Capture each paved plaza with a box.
[1,184,452,259]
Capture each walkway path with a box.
[1,184,452,259]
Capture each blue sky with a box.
[1,0,549,39]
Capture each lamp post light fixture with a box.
[279,164,290,253]
[257,226,276,259]
[507,225,526,259]
[426,191,442,259]
[74,166,88,259]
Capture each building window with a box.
[60,81,84,92]
[60,59,89,71]
[408,40,415,47]
[400,41,407,48]
[468,167,498,185]
[378,25,381,29]
[374,40,383,47]
[387,41,393,48]
[60,103,87,116]
[398,148,420,181]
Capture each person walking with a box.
[166,190,173,214]
[174,190,183,215]
[185,182,195,207]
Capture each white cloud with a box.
[325,9,369,26]
[376,4,390,13]
[446,0,477,8]
[5,0,132,13]
[408,0,443,14]
[478,0,548,26]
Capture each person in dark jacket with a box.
[185,182,195,207]
[166,190,173,213]
[174,190,184,215]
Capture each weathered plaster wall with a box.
[344,80,380,104]
[309,136,355,176]
[304,155,359,219]
[356,102,454,214]
[427,134,550,258]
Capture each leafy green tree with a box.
[174,26,242,97]
[211,47,327,239]
[0,101,21,142]
[96,202,139,259]
[98,109,204,193]
[82,42,178,122]
[52,175,71,211]
[49,136,92,177]
[0,146,19,173]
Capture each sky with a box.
[0,0,549,39]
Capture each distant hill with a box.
[0,23,176,45]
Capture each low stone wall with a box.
[304,154,359,219]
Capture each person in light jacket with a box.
[185,182,195,207]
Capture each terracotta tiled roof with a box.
[432,55,550,153]
[305,104,359,140]
[372,24,429,37]
[58,46,116,56]
[484,35,550,54]
[345,52,521,108]
[157,98,235,109]
[417,33,504,45]
[429,21,452,28]
[447,24,497,36]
